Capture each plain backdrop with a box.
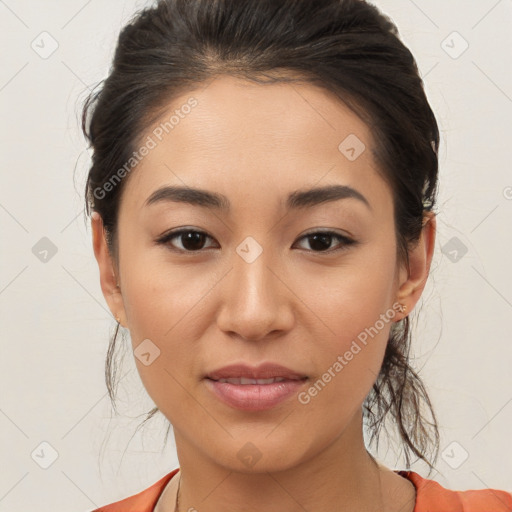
[1,0,511,510]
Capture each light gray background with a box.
[1,0,511,510]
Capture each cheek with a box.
[119,257,219,412]
[292,248,398,411]
[296,304,394,433]
[121,249,219,340]
[302,308,393,402]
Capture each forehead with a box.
[121,75,390,216]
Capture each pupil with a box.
[182,232,205,251]
[309,234,331,251]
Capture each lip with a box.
[204,377,308,411]
[204,363,308,411]
[205,363,308,381]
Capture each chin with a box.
[201,434,316,475]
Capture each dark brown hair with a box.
[82,0,440,472]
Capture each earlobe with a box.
[395,212,436,318]
[91,212,126,326]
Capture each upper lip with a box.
[205,363,308,381]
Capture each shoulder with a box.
[89,468,179,512]
[397,470,512,512]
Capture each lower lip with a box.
[204,378,308,411]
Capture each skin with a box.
[92,75,435,512]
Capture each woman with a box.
[84,0,512,510]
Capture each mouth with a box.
[207,376,307,385]
[203,362,309,411]
[204,362,308,382]
[204,371,308,411]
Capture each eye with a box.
[156,228,357,254]
[156,228,218,252]
[293,230,356,253]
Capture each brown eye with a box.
[156,229,356,254]
[294,231,356,253]
[157,229,217,252]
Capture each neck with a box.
[167,412,391,512]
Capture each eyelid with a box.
[156,227,357,254]
[155,227,217,251]
[293,230,356,253]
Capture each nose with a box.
[216,244,295,341]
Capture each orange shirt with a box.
[91,468,512,512]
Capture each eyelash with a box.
[155,228,357,255]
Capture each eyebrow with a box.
[144,184,371,212]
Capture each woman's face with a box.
[94,75,433,472]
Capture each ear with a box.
[395,211,436,320]
[91,212,126,327]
